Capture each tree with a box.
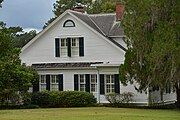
[53,0,93,17]
[0,22,36,48]
[43,0,93,29]
[0,26,38,105]
[43,0,118,29]
[13,30,37,48]
[0,0,3,7]
[120,0,180,108]
[88,0,116,14]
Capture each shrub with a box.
[105,92,134,104]
[102,103,177,109]
[31,91,96,108]
[0,104,39,110]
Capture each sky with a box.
[0,0,56,32]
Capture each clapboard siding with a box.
[20,14,125,65]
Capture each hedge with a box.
[103,103,177,109]
[0,104,39,110]
[31,91,96,108]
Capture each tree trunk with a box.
[176,87,180,110]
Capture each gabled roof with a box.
[71,11,124,37]
[22,10,126,52]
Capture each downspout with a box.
[96,67,100,103]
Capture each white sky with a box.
[0,0,56,32]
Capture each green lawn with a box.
[0,107,179,120]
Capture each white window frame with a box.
[71,38,79,56]
[39,75,46,91]
[105,75,115,94]
[60,38,68,57]
[90,74,97,93]
[79,74,86,92]
[50,75,59,91]
[59,37,80,57]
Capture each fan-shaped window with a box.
[63,20,75,27]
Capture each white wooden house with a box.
[20,2,176,104]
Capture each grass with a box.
[0,107,179,120]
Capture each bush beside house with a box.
[31,91,97,108]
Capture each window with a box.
[63,20,75,27]
[79,74,85,92]
[40,75,46,91]
[71,38,79,56]
[55,37,84,57]
[105,75,115,94]
[60,38,68,57]
[90,74,97,92]
[59,38,79,57]
[50,75,59,91]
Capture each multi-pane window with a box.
[40,75,46,91]
[55,37,84,57]
[90,74,97,92]
[50,75,59,91]
[79,74,85,92]
[71,38,79,56]
[105,75,115,94]
[60,38,68,57]
[60,38,79,56]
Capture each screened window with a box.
[71,38,79,56]
[90,74,97,92]
[105,75,115,94]
[55,37,84,57]
[60,38,68,57]
[79,74,86,92]
[40,75,46,91]
[50,75,59,91]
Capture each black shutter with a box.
[85,74,90,93]
[33,80,39,92]
[46,75,50,91]
[115,74,120,93]
[100,74,105,95]
[58,74,63,91]
[79,37,84,56]
[74,74,79,91]
[67,38,71,57]
[55,38,60,57]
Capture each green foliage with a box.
[53,0,93,17]
[120,0,180,108]
[0,22,36,48]
[43,0,121,28]
[105,92,134,104]
[13,30,36,48]
[103,103,177,109]
[31,91,97,108]
[0,27,38,105]
[0,0,3,7]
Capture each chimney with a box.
[72,6,85,13]
[116,2,125,21]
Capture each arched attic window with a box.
[63,20,75,27]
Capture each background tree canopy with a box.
[120,0,180,108]
[43,0,120,29]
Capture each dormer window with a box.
[63,20,75,27]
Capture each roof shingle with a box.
[32,62,103,69]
